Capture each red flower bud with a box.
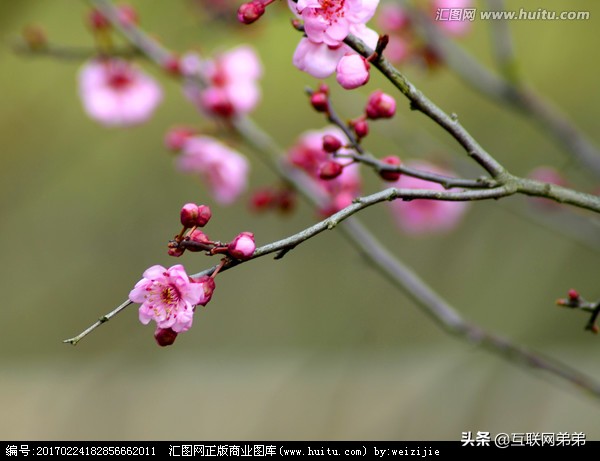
[378,156,402,182]
[196,204,212,227]
[250,187,276,212]
[568,289,580,301]
[154,327,178,347]
[167,247,184,258]
[180,203,199,228]
[310,92,329,112]
[163,55,182,76]
[351,119,369,139]
[88,9,111,31]
[365,90,396,119]
[319,161,344,180]
[322,135,342,153]
[237,1,265,24]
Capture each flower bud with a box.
[237,1,265,24]
[319,161,344,180]
[250,187,276,212]
[180,203,199,228]
[168,246,185,257]
[310,92,329,112]
[196,204,212,227]
[164,126,194,152]
[336,54,370,90]
[163,55,182,76]
[379,156,402,182]
[228,231,256,260]
[154,327,178,347]
[88,9,111,31]
[322,135,342,153]
[568,289,580,302]
[351,119,369,139]
[201,90,235,118]
[186,229,211,252]
[365,90,396,119]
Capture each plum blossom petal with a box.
[388,161,469,235]
[292,0,380,46]
[336,54,370,89]
[183,45,262,118]
[293,38,346,79]
[177,136,250,205]
[292,25,378,86]
[78,58,162,127]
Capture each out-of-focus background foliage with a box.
[1,0,599,440]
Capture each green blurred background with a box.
[1,0,599,440]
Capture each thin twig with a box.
[63,298,132,345]
[11,41,140,60]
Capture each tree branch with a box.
[407,3,600,178]
[63,0,600,400]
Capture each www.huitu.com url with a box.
[436,8,590,22]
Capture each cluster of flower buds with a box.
[169,202,256,261]
[351,89,397,140]
[307,86,402,183]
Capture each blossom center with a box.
[318,0,345,22]
[161,285,181,306]
[105,63,134,91]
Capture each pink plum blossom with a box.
[376,3,409,32]
[129,264,207,333]
[288,126,361,214]
[78,58,162,127]
[388,161,469,235]
[183,46,262,118]
[177,136,250,205]
[336,54,370,89]
[383,35,409,64]
[290,0,380,46]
